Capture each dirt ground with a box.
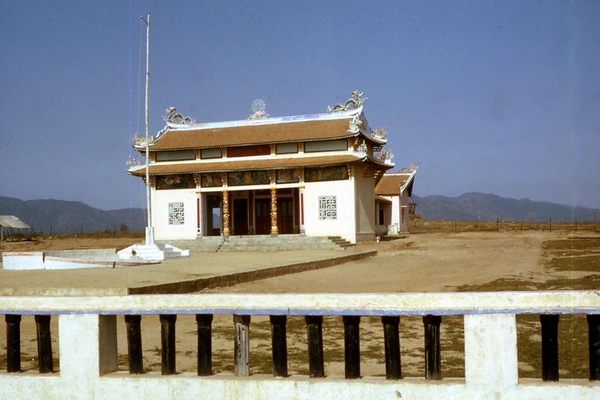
[1,230,598,377]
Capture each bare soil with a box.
[1,230,599,378]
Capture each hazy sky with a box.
[1,0,599,210]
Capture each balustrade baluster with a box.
[343,316,361,379]
[234,315,251,376]
[124,315,143,374]
[305,315,325,378]
[270,315,288,377]
[160,314,177,375]
[34,315,53,374]
[5,314,22,372]
[588,314,600,381]
[196,314,213,376]
[423,315,442,380]
[540,314,559,381]
[382,316,402,380]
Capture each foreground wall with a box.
[1,291,599,399]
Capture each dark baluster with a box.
[234,315,251,376]
[587,314,600,381]
[160,314,177,375]
[196,314,213,376]
[343,316,361,379]
[423,315,442,380]
[540,314,560,381]
[5,314,22,372]
[305,315,325,378]
[34,315,53,374]
[124,315,143,374]
[382,316,402,380]
[270,315,288,377]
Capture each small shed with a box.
[0,215,31,241]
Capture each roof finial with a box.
[327,90,367,113]
[248,98,270,119]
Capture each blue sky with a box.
[1,0,599,210]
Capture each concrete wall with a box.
[1,291,599,399]
[353,168,376,243]
[154,189,198,240]
[2,249,120,270]
[304,179,356,243]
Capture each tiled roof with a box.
[128,154,386,176]
[375,172,413,195]
[146,117,359,151]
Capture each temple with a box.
[128,92,416,244]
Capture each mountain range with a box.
[0,193,598,235]
[412,193,598,223]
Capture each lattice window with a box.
[168,202,185,225]
[318,196,337,220]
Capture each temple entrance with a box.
[206,194,221,236]
[278,198,294,234]
[255,198,270,234]
[233,198,248,235]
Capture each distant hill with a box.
[1,193,598,235]
[413,193,599,222]
[0,197,146,235]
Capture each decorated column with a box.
[270,187,278,236]
[299,184,306,235]
[222,189,230,237]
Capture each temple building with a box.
[128,92,415,244]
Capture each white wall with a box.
[303,179,356,243]
[153,189,198,240]
[352,168,376,243]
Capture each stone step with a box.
[163,235,351,253]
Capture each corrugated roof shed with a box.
[0,215,30,229]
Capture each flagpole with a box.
[141,13,153,246]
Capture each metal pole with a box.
[141,13,153,246]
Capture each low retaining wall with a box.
[2,249,149,270]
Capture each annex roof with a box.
[375,168,417,197]
[0,215,30,229]
[129,153,391,176]
[137,107,387,152]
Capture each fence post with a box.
[160,314,177,375]
[270,315,288,377]
[305,315,325,378]
[343,316,361,379]
[382,316,402,380]
[196,314,213,376]
[125,315,144,374]
[587,314,600,380]
[35,315,53,373]
[540,314,560,381]
[234,314,251,376]
[5,314,22,372]
[464,314,518,387]
[423,315,442,380]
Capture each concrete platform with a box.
[0,249,376,296]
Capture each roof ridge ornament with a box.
[126,155,143,168]
[248,99,270,120]
[400,162,418,172]
[165,107,196,125]
[348,114,363,133]
[375,147,394,162]
[328,90,368,113]
[131,132,155,145]
[371,127,388,140]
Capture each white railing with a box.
[1,291,600,400]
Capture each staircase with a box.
[165,235,354,253]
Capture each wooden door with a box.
[255,198,270,234]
